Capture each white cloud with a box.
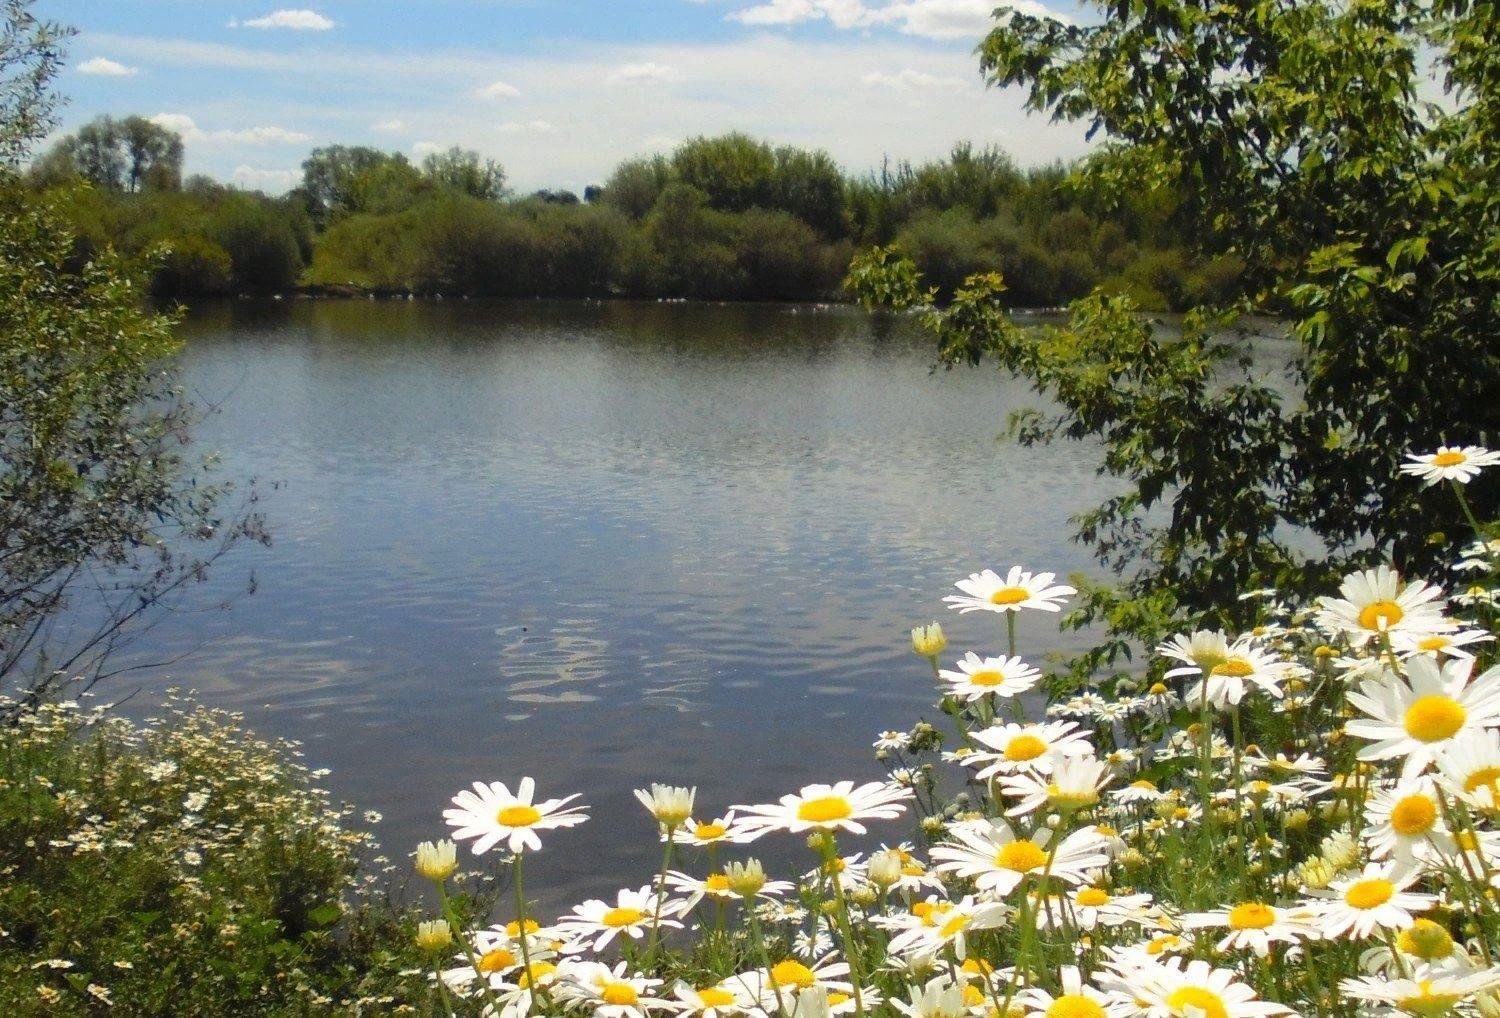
[608,62,683,84]
[724,0,1058,39]
[81,32,1090,193]
[150,112,201,138]
[861,68,965,89]
[475,79,521,99]
[412,141,445,156]
[232,165,300,191]
[496,120,558,135]
[149,113,310,146]
[235,9,335,31]
[78,57,138,77]
[372,118,406,132]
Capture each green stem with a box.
[513,853,543,1017]
[746,902,787,1018]
[822,836,867,1018]
[645,825,676,968]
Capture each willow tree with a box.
[1,2,265,702]
[847,0,1499,668]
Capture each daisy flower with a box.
[557,962,674,1018]
[556,886,682,952]
[998,754,1113,816]
[1344,656,1500,777]
[1058,886,1156,932]
[929,819,1110,897]
[875,731,912,751]
[1112,779,1165,805]
[443,777,589,855]
[1435,730,1500,810]
[735,781,913,837]
[664,870,792,912]
[673,980,755,1018]
[937,652,1042,702]
[635,784,696,831]
[733,955,852,1012]
[882,895,1008,960]
[1308,863,1437,939]
[1128,957,1293,1018]
[1400,446,1500,485]
[968,721,1095,779]
[1362,779,1451,861]
[1015,966,1132,1018]
[441,926,552,991]
[669,813,757,848]
[1157,630,1232,679]
[892,976,967,1018]
[943,566,1076,615]
[1178,902,1320,957]
[1341,965,1500,1015]
[1182,640,1290,708]
[1316,565,1454,648]
[1392,627,1495,661]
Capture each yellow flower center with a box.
[1228,902,1276,930]
[695,822,727,840]
[1211,657,1255,678]
[1456,830,1479,851]
[1345,878,1396,910]
[902,863,926,875]
[1076,888,1111,907]
[1398,919,1456,960]
[1433,451,1467,467]
[995,840,1048,872]
[1462,767,1500,797]
[1165,987,1228,1018]
[770,961,816,989]
[497,805,543,827]
[828,993,852,1007]
[1047,996,1107,1018]
[1403,984,1463,1018]
[698,988,736,1008]
[938,913,972,938]
[968,670,1007,688]
[1404,695,1467,742]
[517,963,556,989]
[1149,683,1169,695]
[1004,735,1049,761]
[1418,636,1451,652]
[990,586,1031,605]
[602,907,646,928]
[601,982,639,1006]
[1131,779,1157,790]
[505,919,541,936]
[705,874,731,892]
[1389,795,1439,836]
[961,959,994,976]
[476,948,516,973]
[1358,600,1405,631]
[963,986,987,1008]
[796,796,853,823]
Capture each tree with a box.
[1,3,265,700]
[771,145,847,238]
[421,146,506,201]
[848,0,1500,670]
[670,133,776,214]
[299,145,401,223]
[601,155,670,219]
[34,115,182,192]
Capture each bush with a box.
[149,234,232,299]
[0,693,500,1013]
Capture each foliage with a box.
[423,146,508,201]
[849,0,1500,670]
[31,115,183,192]
[0,692,498,1013]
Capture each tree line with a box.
[29,119,1240,307]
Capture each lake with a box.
[101,298,1125,907]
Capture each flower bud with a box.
[911,623,947,658]
[415,919,453,952]
[415,839,458,882]
[725,858,767,897]
[868,849,903,888]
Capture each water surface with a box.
[106,299,1132,905]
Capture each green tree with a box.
[1,3,264,697]
[299,145,401,223]
[33,114,182,192]
[670,133,776,214]
[850,0,1500,666]
[601,155,670,219]
[422,146,506,201]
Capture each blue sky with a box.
[43,1,1090,194]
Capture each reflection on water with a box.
[92,299,1281,908]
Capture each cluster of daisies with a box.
[409,445,1500,1018]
